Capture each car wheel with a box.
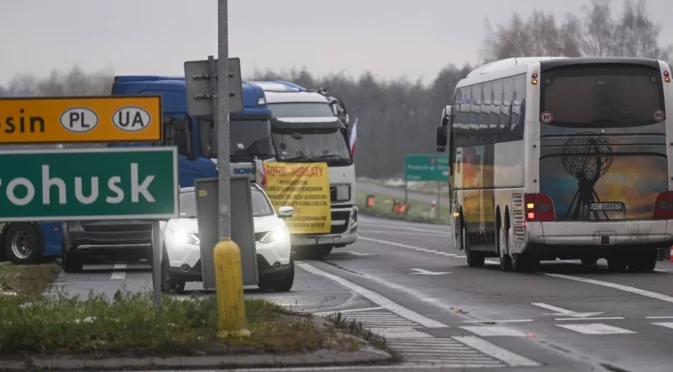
[161,250,185,294]
[3,223,42,265]
[259,258,295,292]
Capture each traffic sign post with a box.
[184,57,243,117]
[404,154,450,219]
[0,96,162,144]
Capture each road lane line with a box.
[555,317,625,321]
[360,229,450,236]
[297,262,446,328]
[463,319,534,324]
[452,336,540,367]
[313,306,384,315]
[556,323,636,335]
[359,236,454,257]
[544,273,673,304]
[361,236,673,307]
[110,264,127,280]
[646,316,673,319]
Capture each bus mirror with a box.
[441,105,453,127]
[436,126,448,152]
[175,130,194,160]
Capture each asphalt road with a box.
[53,215,673,372]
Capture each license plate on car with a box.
[589,202,624,212]
[317,238,334,245]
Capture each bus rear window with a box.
[540,64,665,127]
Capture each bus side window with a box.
[491,79,503,142]
[454,87,468,148]
[470,84,481,145]
[481,81,492,143]
[512,74,526,141]
[501,77,514,141]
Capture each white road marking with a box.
[110,264,127,280]
[463,319,534,324]
[646,316,673,319]
[531,302,603,318]
[343,251,374,256]
[556,323,636,335]
[652,322,673,330]
[360,228,450,237]
[297,262,446,328]
[367,327,433,338]
[326,311,421,328]
[452,336,540,367]
[544,273,673,304]
[410,268,451,275]
[555,316,625,321]
[360,236,456,257]
[459,326,528,337]
[313,306,384,315]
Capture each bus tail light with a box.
[524,193,556,221]
[653,191,673,219]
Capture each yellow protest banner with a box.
[262,162,331,234]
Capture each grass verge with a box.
[0,262,60,299]
[0,289,361,358]
[357,191,451,225]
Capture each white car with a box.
[160,184,295,293]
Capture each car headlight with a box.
[167,229,200,245]
[259,229,288,244]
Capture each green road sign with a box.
[404,154,450,182]
[0,147,178,222]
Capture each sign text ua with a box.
[0,147,178,222]
[0,95,162,144]
[404,154,450,182]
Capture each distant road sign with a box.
[404,154,450,182]
[0,96,161,144]
[0,147,178,222]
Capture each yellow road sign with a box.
[0,95,162,144]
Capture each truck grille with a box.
[330,210,351,234]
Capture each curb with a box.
[4,346,393,371]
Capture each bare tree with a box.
[483,0,670,61]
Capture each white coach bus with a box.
[436,57,672,273]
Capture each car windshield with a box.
[251,188,275,217]
[271,128,352,166]
[179,190,197,218]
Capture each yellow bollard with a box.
[213,237,251,338]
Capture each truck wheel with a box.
[62,244,83,273]
[3,223,42,265]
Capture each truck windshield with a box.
[230,119,275,162]
[272,128,352,166]
[540,64,665,128]
[268,102,335,118]
[198,118,275,161]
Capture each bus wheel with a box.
[607,256,628,272]
[3,223,42,265]
[498,225,512,272]
[464,228,484,268]
[628,250,657,272]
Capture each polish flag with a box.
[349,118,358,157]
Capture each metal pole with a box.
[404,178,408,215]
[217,0,231,239]
[151,220,162,310]
[436,182,441,219]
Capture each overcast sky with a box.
[1,0,670,85]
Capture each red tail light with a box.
[524,193,556,221]
[653,191,673,219]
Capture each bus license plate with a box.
[589,202,623,212]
